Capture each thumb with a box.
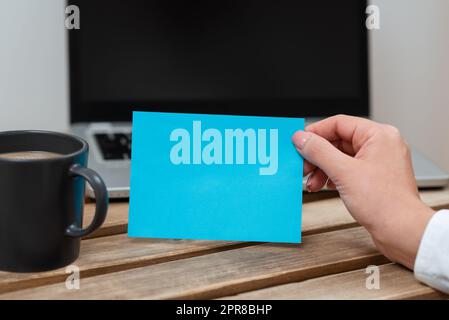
[292,131,354,181]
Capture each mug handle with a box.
[65,164,109,238]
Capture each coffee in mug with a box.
[0,131,109,272]
[0,151,62,160]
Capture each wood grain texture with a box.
[0,227,390,300]
[0,236,249,295]
[420,188,449,211]
[83,202,128,239]
[1,188,447,299]
[302,197,356,236]
[221,264,448,300]
[83,188,449,239]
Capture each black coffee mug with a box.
[0,131,108,272]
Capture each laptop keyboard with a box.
[94,133,132,160]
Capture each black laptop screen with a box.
[69,0,369,123]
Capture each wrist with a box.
[369,198,435,269]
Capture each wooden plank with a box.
[0,227,390,300]
[302,197,356,236]
[84,188,449,239]
[3,188,447,298]
[0,236,250,295]
[0,194,358,295]
[420,188,449,211]
[83,202,128,239]
[0,193,366,294]
[221,264,447,300]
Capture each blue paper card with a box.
[129,112,304,243]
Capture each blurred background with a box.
[0,0,448,171]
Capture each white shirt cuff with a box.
[414,209,449,294]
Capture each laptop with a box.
[68,0,449,198]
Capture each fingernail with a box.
[306,173,313,193]
[293,131,312,151]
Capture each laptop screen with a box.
[69,0,369,123]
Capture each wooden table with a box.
[1,189,449,300]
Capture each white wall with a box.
[0,0,448,170]
[370,0,449,171]
[0,0,68,132]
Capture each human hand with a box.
[292,115,435,269]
